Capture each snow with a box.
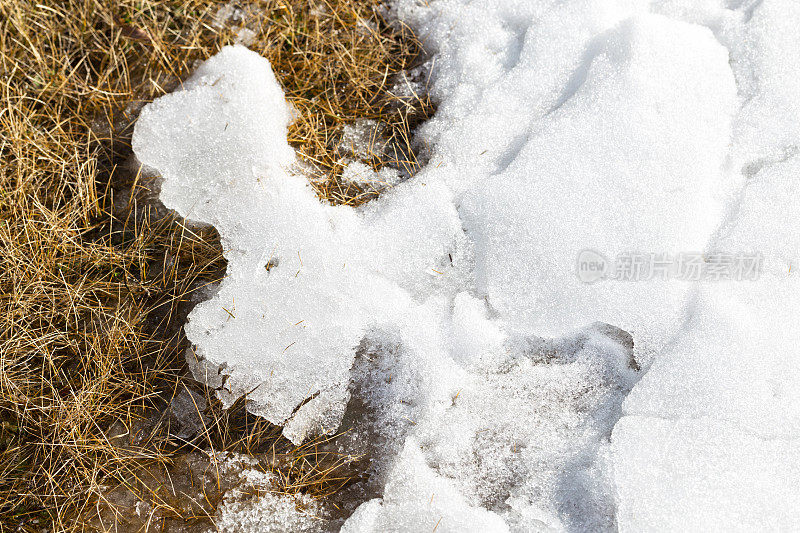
[340,439,511,533]
[132,0,800,530]
[457,13,736,364]
[133,46,450,443]
[337,120,404,191]
[612,157,800,529]
[612,417,800,532]
[606,2,800,529]
[210,452,330,532]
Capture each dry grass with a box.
[0,0,430,529]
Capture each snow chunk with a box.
[340,160,402,191]
[609,1,800,519]
[728,0,800,166]
[622,278,800,439]
[614,156,800,528]
[133,45,465,443]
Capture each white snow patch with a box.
[607,1,800,529]
[134,46,463,444]
[612,416,800,532]
[132,0,800,528]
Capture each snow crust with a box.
[132,0,800,529]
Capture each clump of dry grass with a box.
[261,0,433,202]
[0,0,430,529]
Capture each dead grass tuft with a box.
[0,0,430,528]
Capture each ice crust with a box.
[132,0,800,530]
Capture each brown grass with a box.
[0,0,430,529]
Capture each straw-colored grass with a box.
[0,0,431,529]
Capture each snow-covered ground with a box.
[132,0,800,530]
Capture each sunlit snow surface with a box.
[133,0,800,530]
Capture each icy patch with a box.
[340,439,510,533]
[338,120,391,161]
[340,302,639,531]
[337,120,404,192]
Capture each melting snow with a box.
[132,0,800,530]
